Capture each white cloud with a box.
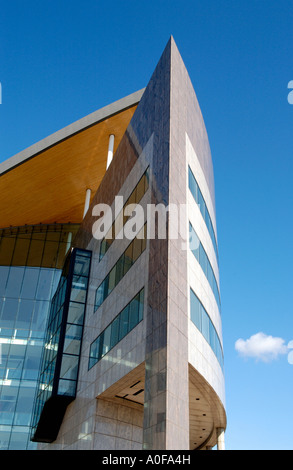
[235,332,288,362]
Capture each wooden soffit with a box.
[0,91,143,228]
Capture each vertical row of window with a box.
[188,166,218,260]
[89,288,144,369]
[31,249,91,438]
[91,172,149,369]
[99,168,149,261]
[189,222,221,312]
[95,223,147,311]
[190,288,224,370]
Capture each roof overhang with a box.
[0,89,144,228]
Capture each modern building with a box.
[0,37,226,450]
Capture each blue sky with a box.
[1,0,293,450]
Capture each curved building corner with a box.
[0,37,226,451]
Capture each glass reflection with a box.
[0,223,79,449]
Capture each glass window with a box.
[115,255,125,285]
[132,237,142,262]
[26,239,45,267]
[63,324,83,356]
[89,336,101,364]
[129,294,139,331]
[67,302,85,325]
[95,281,105,310]
[138,289,144,322]
[199,244,208,277]
[99,239,107,260]
[190,290,201,330]
[108,265,116,294]
[45,231,61,243]
[102,326,111,357]
[188,166,218,260]
[5,268,25,298]
[209,321,216,353]
[16,299,34,328]
[59,354,79,381]
[124,243,134,275]
[58,379,76,397]
[41,241,58,268]
[8,426,29,450]
[136,175,146,202]
[21,268,39,299]
[89,289,144,369]
[119,305,129,341]
[188,167,198,202]
[36,269,54,301]
[1,298,19,328]
[74,255,91,277]
[189,226,199,261]
[99,168,149,261]
[11,235,30,266]
[0,237,16,266]
[70,275,88,303]
[201,309,209,343]
[110,316,120,350]
[0,266,10,296]
[30,300,50,337]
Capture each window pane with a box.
[1,298,19,328]
[36,269,54,300]
[16,299,34,329]
[138,289,144,322]
[41,241,58,268]
[60,354,79,381]
[26,239,45,267]
[58,379,76,396]
[11,235,30,266]
[67,302,85,325]
[90,336,100,363]
[110,316,120,350]
[119,305,129,341]
[129,295,139,330]
[190,291,201,330]
[199,244,208,277]
[197,190,205,218]
[63,324,82,356]
[102,326,111,357]
[136,175,146,202]
[5,268,25,298]
[108,266,116,294]
[132,237,142,262]
[0,237,16,266]
[73,255,91,276]
[189,226,199,261]
[21,268,39,299]
[115,255,125,285]
[201,309,209,343]
[70,275,88,303]
[0,266,10,296]
[124,244,133,275]
[188,167,198,201]
[95,282,105,309]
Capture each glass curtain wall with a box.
[0,224,79,450]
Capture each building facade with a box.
[0,38,226,450]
